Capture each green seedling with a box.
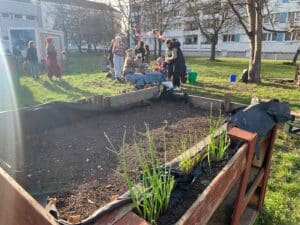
[207,109,230,167]
[179,131,205,174]
[105,125,174,225]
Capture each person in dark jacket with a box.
[165,39,186,90]
[135,41,146,62]
[26,41,39,79]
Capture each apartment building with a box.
[134,0,300,60]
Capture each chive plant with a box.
[207,109,230,166]
[105,126,174,224]
[179,131,203,174]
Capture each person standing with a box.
[165,39,185,91]
[135,41,145,62]
[26,41,39,79]
[46,37,61,80]
[112,36,126,80]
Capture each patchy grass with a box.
[17,53,133,108]
[184,57,299,110]
[254,129,300,225]
[17,55,299,110]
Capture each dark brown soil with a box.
[14,101,212,220]
[156,145,239,225]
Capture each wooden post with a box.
[258,126,277,209]
[228,126,277,225]
[224,93,231,113]
[227,127,257,225]
[0,167,58,225]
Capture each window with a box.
[184,35,198,45]
[262,33,272,41]
[295,12,300,21]
[281,32,300,41]
[26,15,35,20]
[2,13,10,18]
[279,12,287,23]
[285,32,292,41]
[271,32,284,41]
[14,14,23,19]
[2,36,9,41]
[172,10,180,17]
[272,32,278,41]
[263,15,270,24]
[173,23,182,30]
[223,34,240,42]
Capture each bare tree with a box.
[115,0,183,56]
[186,0,232,61]
[139,0,184,56]
[52,3,119,53]
[228,0,267,83]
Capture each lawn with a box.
[16,55,299,110]
[11,53,300,225]
[254,129,300,225]
[183,57,299,110]
[16,53,133,108]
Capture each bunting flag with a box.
[130,27,166,41]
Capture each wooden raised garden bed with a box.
[0,89,277,225]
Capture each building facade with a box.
[134,0,300,60]
[0,0,42,56]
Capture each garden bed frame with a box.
[0,88,277,225]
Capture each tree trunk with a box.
[210,42,217,61]
[78,45,82,53]
[248,0,262,83]
[158,40,162,57]
[292,48,300,64]
[246,0,261,83]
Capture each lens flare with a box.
[0,42,24,179]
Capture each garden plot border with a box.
[0,89,255,225]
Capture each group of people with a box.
[26,35,186,90]
[25,37,61,80]
[108,36,186,91]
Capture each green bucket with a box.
[188,71,197,84]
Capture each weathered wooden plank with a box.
[252,131,272,168]
[115,212,150,225]
[188,95,223,111]
[0,167,58,225]
[109,87,159,108]
[177,144,248,225]
[93,204,133,225]
[240,207,258,225]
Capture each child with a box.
[26,41,39,79]
[154,57,167,77]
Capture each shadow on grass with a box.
[187,82,232,91]
[52,80,94,96]
[17,85,39,108]
[259,81,298,90]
